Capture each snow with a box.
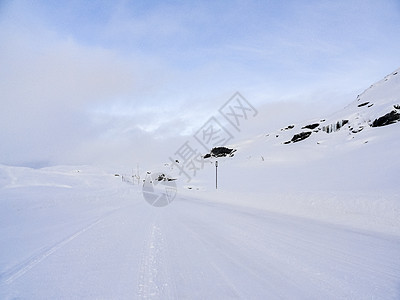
[1,69,400,299]
[1,173,399,299]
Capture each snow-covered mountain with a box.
[268,68,400,145]
[178,67,400,235]
[177,67,400,190]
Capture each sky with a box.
[1,0,399,169]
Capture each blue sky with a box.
[1,0,399,168]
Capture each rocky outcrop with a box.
[358,102,370,107]
[204,147,237,158]
[281,125,295,131]
[286,131,312,144]
[302,123,319,130]
[156,173,176,182]
[371,111,400,127]
[322,120,349,133]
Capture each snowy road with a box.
[1,188,400,299]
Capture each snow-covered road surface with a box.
[1,186,399,299]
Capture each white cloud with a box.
[1,0,399,168]
[0,9,174,167]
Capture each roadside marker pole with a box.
[215,160,218,189]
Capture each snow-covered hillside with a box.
[1,69,400,299]
[177,68,400,234]
[267,67,400,145]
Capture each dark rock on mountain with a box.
[302,123,319,130]
[322,120,349,133]
[157,173,176,181]
[371,111,400,127]
[281,125,295,131]
[290,132,312,143]
[204,147,237,158]
[358,102,370,107]
[351,127,364,133]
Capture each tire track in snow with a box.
[0,201,138,286]
[0,218,103,285]
[137,222,173,299]
[172,218,255,299]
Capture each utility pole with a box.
[215,160,218,189]
[137,163,140,185]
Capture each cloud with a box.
[0,6,174,167]
[1,0,399,169]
